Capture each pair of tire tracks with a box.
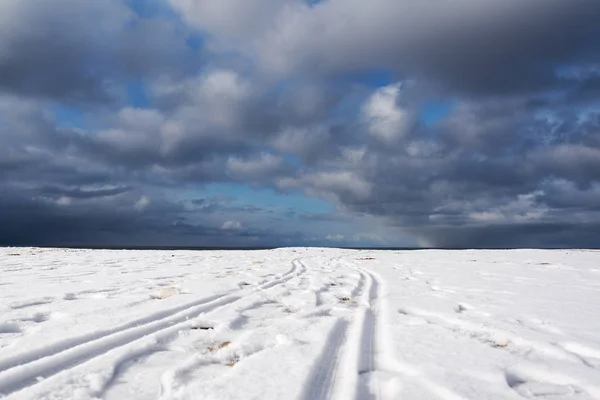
[300,259,390,400]
[0,260,306,398]
[332,260,470,400]
[303,255,449,400]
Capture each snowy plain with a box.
[1,247,599,400]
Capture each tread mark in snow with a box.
[505,367,600,399]
[350,265,466,400]
[299,319,348,400]
[355,269,380,400]
[0,260,306,398]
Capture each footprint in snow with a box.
[63,293,77,301]
[505,369,597,399]
[0,322,22,334]
[455,304,468,313]
[21,312,50,323]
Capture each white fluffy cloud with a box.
[222,220,242,230]
[278,170,372,203]
[168,0,297,39]
[227,153,285,181]
[362,83,412,143]
[134,196,150,211]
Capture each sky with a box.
[1,0,600,248]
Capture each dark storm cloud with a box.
[284,94,600,247]
[0,0,194,102]
[400,0,600,94]
[410,222,600,249]
[235,0,600,95]
[0,89,310,247]
[0,190,300,247]
[36,186,132,200]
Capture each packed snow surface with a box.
[1,248,600,400]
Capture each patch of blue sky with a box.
[338,68,395,88]
[282,154,303,166]
[555,63,599,79]
[126,79,151,108]
[419,99,455,127]
[126,0,206,54]
[126,0,179,19]
[186,32,204,51]
[49,103,85,128]
[195,183,333,214]
[331,97,364,122]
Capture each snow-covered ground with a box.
[1,248,599,400]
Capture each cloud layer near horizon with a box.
[1,0,600,248]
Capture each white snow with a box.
[1,247,600,399]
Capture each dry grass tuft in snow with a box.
[151,286,180,299]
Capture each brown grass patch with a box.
[225,356,239,367]
[208,341,231,352]
[152,286,179,299]
[339,297,358,305]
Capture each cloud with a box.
[221,220,242,230]
[296,1,597,92]
[168,0,295,40]
[56,197,72,206]
[362,83,412,143]
[227,153,285,181]
[0,0,194,102]
[170,0,600,94]
[1,0,600,248]
[134,196,151,211]
[271,126,333,164]
[38,186,131,200]
[278,171,372,203]
[326,234,345,241]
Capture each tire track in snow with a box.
[302,257,468,400]
[0,260,302,373]
[103,261,315,399]
[299,260,366,400]
[325,267,381,400]
[156,271,320,400]
[299,319,349,400]
[355,269,379,400]
[0,260,306,398]
[351,264,466,400]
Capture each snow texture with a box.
[1,247,600,399]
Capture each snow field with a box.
[1,248,600,399]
